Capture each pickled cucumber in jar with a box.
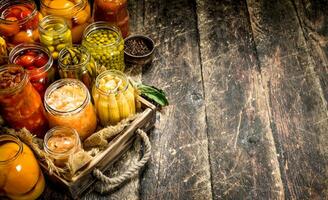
[82,22,125,74]
[39,15,72,60]
[92,70,135,126]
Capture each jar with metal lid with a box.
[44,79,97,140]
[39,15,72,60]
[0,0,41,47]
[58,45,95,90]
[40,0,92,43]
[92,70,136,126]
[9,43,55,98]
[93,0,129,38]
[0,65,48,138]
[82,22,125,73]
[44,126,82,168]
[0,134,45,200]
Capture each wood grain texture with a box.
[292,0,328,102]
[247,0,328,199]
[196,0,284,199]
[137,0,213,199]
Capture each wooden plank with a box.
[292,0,328,103]
[247,0,328,199]
[196,0,284,199]
[138,0,213,199]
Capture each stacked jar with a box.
[44,79,97,140]
[39,15,72,60]
[9,43,55,98]
[92,70,136,126]
[0,65,48,138]
[0,0,41,47]
[0,134,45,200]
[40,0,92,43]
[93,0,129,38]
[82,22,125,74]
[58,45,96,90]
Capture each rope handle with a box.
[92,129,151,194]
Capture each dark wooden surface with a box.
[40,0,328,199]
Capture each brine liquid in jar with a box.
[38,15,72,60]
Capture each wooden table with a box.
[41,0,328,199]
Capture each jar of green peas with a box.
[82,22,125,74]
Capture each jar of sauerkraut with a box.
[44,79,97,140]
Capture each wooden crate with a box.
[40,97,157,199]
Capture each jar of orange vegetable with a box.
[0,65,48,138]
[9,43,55,98]
[94,0,129,38]
[44,79,97,140]
[92,70,136,126]
[0,0,42,47]
[40,0,92,43]
[0,134,45,200]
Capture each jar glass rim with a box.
[43,126,80,156]
[0,134,23,164]
[58,45,90,70]
[9,43,54,77]
[38,15,69,35]
[0,65,28,95]
[95,69,129,95]
[44,78,90,115]
[0,0,38,25]
[82,21,122,48]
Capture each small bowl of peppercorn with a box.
[124,35,155,66]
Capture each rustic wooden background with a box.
[39,0,328,199]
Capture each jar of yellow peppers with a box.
[92,70,136,126]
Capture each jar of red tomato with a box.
[0,65,48,138]
[0,0,42,47]
[40,0,92,43]
[9,43,55,98]
[94,0,129,38]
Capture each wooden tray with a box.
[40,97,157,199]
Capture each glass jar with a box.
[94,0,129,38]
[92,70,136,126]
[44,126,82,168]
[9,43,55,98]
[0,65,48,138]
[0,134,45,200]
[39,15,72,60]
[82,22,125,73]
[44,79,97,140]
[40,0,92,43]
[58,45,95,90]
[0,0,41,47]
